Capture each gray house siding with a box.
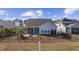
[24,19,57,35]
[27,27,39,35]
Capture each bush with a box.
[62,33,72,39]
[0,28,17,37]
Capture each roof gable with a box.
[24,18,54,26]
[63,18,72,21]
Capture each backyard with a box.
[0,35,79,51]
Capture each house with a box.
[62,18,79,34]
[62,18,74,25]
[0,20,15,29]
[24,19,57,35]
[54,18,79,34]
[66,23,79,34]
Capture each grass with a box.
[0,35,79,51]
[41,42,79,51]
[0,42,38,51]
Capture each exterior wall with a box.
[39,23,56,35]
[55,22,66,34]
[27,27,39,35]
[0,21,14,29]
[63,21,72,25]
[71,24,79,28]
[71,24,79,34]
[66,27,72,34]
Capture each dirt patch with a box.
[0,35,79,51]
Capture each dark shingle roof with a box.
[63,18,72,21]
[24,18,53,26]
[0,20,14,29]
[54,18,79,26]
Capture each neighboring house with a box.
[24,19,57,35]
[0,20,15,29]
[62,18,75,25]
[62,18,79,34]
[54,18,79,34]
[66,23,79,34]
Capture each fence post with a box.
[38,41,41,51]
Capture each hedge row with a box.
[0,28,16,37]
[0,28,26,37]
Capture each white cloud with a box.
[52,15,58,21]
[0,10,9,16]
[35,10,43,16]
[21,10,43,18]
[64,8,79,17]
[5,17,16,20]
[52,15,57,18]
[0,10,5,15]
[21,11,33,16]
[6,13,9,16]
[19,17,29,20]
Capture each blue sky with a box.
[0,8,79,20]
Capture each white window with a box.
[41,30,43,33]
[47,31,50,33]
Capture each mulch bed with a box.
[21,36,69,43]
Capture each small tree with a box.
[0,28,6,40]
